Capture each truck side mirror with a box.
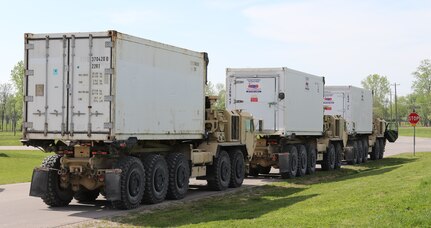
[278,92,285,100]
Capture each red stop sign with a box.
[408,112,420,126]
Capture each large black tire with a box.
[142,154,169,204]
[281,145,298,179]
[296,144,307,177]
[379,139,385,159]
[362,139,369,163]
[207,150,231,191]
[357,140,364,164]
[259,166,272,175]
[322,143,335,171]
[229,150,245,188]
[166,153,190,200]
[348,141,358,165]
[112,156,145,210]
[74,189,100,203]
[248,166,259,177]
[370,139,380,160]
[40,155,73,207]
[334,142,343,169]
[306,143,317,174]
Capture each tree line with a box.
[362,59,431,126]
[1,59,430,133]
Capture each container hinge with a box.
[104,95,114,102]
[105,68,114,75]
[104,122,113,129]
[25,96,34,102]
[66,84,71,89]
[32,110,45,116]
[26,70,34,76]
[72,111,86,116]
[49,110,63,116]
[90,111,103,116]
[234,80,244,84]
[25,43,34,50]
[234,99,244,104]
[23,122,33,128]
[105,41,114,48]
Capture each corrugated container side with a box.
[23,31,207,141]
[324,86,373,134]
[113,33,207,140]
[226,67,324,136]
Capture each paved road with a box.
[0,136,429,228]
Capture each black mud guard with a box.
[104,170,122,201]
[278,153,290,173]
[29,168,49,197]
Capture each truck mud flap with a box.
[29,168,49,197]
[278,153,290,173]
[104,171,122,201]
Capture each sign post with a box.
[408,112,420,156]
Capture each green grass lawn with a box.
[97,153,431,227]
[0,131,22,146]
[0,150,53,185]
[399,127,431,138]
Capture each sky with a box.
[1,0,430,96]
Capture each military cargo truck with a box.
[23,31,255,210]
[324,86,398,163]
[226,67,347,178]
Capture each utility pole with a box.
[389,88,393,121]
[392,83,400,127]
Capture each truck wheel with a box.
[296,144,307,177]
[348,141,358,165]
[306,143,317,174]
[207,150,231,191]
[248,166,259,177]
[322,143,335,171]
[166,153,190,200]
[229,150,245,188]
[362,139,369,163]
[371,140,380,160]
[259,166,272,175]
[281,145,298,178]
[74,189,100,203]
[334,143,343,169]
[379,139,385,159]
[40,155,73,207]
[357,140,364,163]
[142,154,169,204]
[112,156,145,209]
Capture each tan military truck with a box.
[23,31,255,210]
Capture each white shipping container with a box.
[24,31,207,141]
[324,86,373,134]
[226,67,324,136]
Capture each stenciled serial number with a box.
[91,56,109,62]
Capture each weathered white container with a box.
[226,67,324,136]
[324,86,373,134]
[24,31,208,141]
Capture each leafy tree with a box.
[361,74,390,119]
[10,61,24,127]
[412,59,431,126]
[0,83,12,131]
[205,82,225,110]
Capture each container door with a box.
[233,77,278,131]
[324,92,345,117]
[69,36,112,136]
[26,37,68,135]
